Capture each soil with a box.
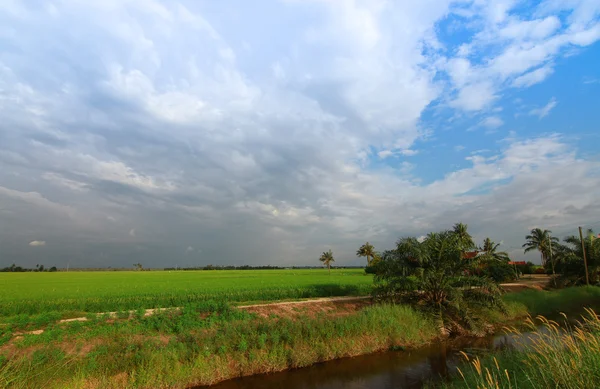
[240,296,372,319]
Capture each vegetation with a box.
[453,222,476,255]
[439,308,600,389]
[356,242,376,266]
[0,269,372,317]
[479,237,510,262]
[523,228,559,269]
[554,229,600,286]
[3,220,599,388]
[3,287,599,389]
[0,264,58,272]
[373,225,506,334]
[318,250,335,274]
[503,285,600,316]
[0,302,440,388]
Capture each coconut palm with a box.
[479,237,510,262]
[356,242,376,266]
[522,228,558,267]
[319,250,335,275]
[453,222,475,255]
[373,228,505,333]
[556,229,600,286]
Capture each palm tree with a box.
[319,250,335,274]
[522,228,558,267]
[453,222,475,256]
[356,242,376,266]
[373,228,505,333]
[480,237,510,262]
[556,229,600,285]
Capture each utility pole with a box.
[548,235,556,286]
[579,227,590,286]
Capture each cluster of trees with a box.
[1,264,58,272]
[316,223,513,332]
[371,223,507,333]
[523,227,599,286]
[319,224,515,282]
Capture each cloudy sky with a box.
[1,0,600,268]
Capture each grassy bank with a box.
[0,269,373,316]
[1,287,598,389]
[1,303,439,388]
[438,307,600,389]
[435,286,600,389]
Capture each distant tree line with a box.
[164,265,284,271]
[1,264,58,272]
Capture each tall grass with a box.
[441,308,600,389]
[0,303,438,388]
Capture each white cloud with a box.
[29,240,46,247]
[481,116,504,129]
[498,16,561,40]
[378,150,393,159]
[443,2,600,112]
[400,149,419,156]
[583,77,600,84]
[450,82,497,111]
[513,66,555,87]
[529,98,558,118]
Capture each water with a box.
[193,332,520,389]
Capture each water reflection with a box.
[193,332,519,389]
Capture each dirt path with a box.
[237,295,371,309]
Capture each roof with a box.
[463,251,479,259]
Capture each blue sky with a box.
[1,0,599,267]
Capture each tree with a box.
[319,250,335,274]
[373,227,505,334]
[555,229,600,286]
[133,263,143,271]
[479,237,510,262]
[522,228,558,268]
[356,242,376,266]
[453,222,475,255]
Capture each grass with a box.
[2,274,599,389]
[439,308,600,389]
[0,303,439,388]
[503,285,600,316]
[0,269,373,316]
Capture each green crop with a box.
[0,269,373,317]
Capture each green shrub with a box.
[484,262,517,283]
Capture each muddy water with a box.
[193,332,520,389]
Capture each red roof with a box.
[463,251,479,259]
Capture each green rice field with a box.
[0,269,373,316]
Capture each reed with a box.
[443,308,600,389]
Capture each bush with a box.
[534,267,546,274]
[516,262,535,275]
[484,263,517,283]
[364,266,377,275]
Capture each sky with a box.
[1,0,600,268]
